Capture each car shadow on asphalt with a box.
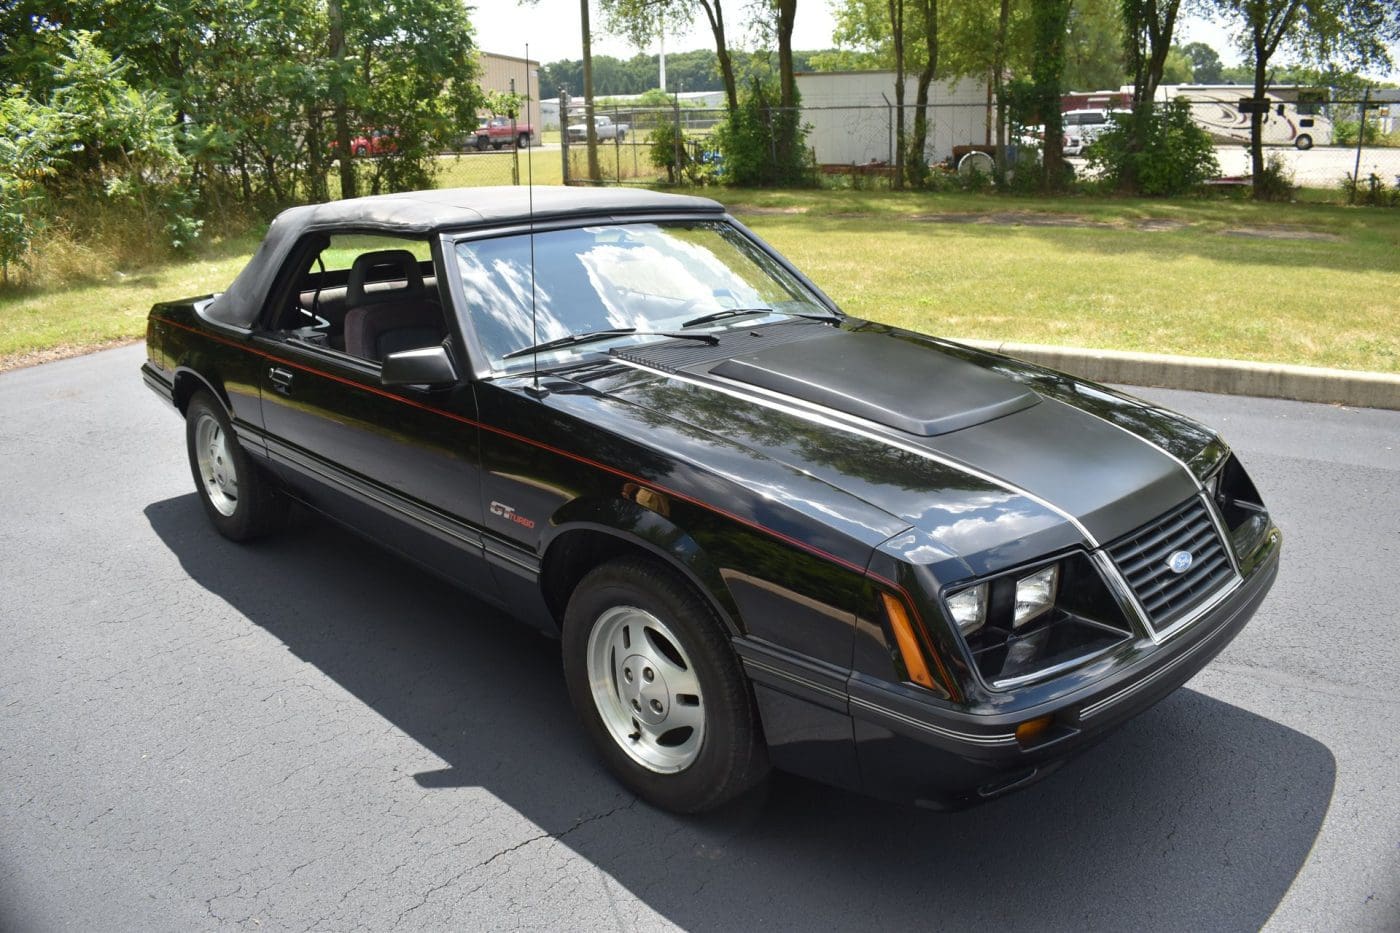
[146,494,1335,932]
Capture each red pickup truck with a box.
[471,117,535,151]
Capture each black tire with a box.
[475,135,489,152]
[355,145,367,157]
[185,391,286,542]
[1295,134,1313,151]
[562,556,768,813]
[517,132,530,149]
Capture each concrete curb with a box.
[957,339,1400,412]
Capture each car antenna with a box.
[522,43,546,398]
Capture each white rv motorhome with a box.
[1155,85,1332,149]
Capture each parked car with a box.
[471,116,534,151]
[1062,108,1113,155]
[142,186,1281,814]
[567,114,628,143]
[332,128,396,158]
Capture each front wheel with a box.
[1295,134,1313,150]
[475,135,489,152]
[517,132,530,149]
[354,145,367,157]
[185,391,286,541]
[562,557,768,813]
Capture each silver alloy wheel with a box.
[194,412,238,517]
[586,605,706,773]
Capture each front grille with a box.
[1107,495,1235,630]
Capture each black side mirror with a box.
[381,344,458,388]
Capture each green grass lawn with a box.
[3,184,1397,374]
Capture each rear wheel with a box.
[517,132,531,149]
[354,145,368,156]
[185,391,286,541]
[1295,134,1313,150]
[475,135,489,152]
[562,556,768,812]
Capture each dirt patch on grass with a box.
[0,337,143,374]
[1222,226,1342,241]
[911,211,1111,228]
[731,205,811,215]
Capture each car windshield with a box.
[454,221,829,372]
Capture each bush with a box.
[713,80,815,188]
[1085,100,1220,196]
[1340,172,1400,207]
[1253,153,1295,201]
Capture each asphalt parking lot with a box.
[2,344,1397,932]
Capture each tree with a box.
[1118,0,1184,192]
[580,0,602,182]
[1027,0,1072,190]
[1180,40,1225,82]
[1214,0,1399,198]
[1064,0,1129,90]
[888,0,908,187]
[906,0,938,187]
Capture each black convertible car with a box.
[143,187,1281,812]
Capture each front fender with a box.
[544,496,741,635]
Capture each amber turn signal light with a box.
[881,592,938,690]
[1015,715,1055,746]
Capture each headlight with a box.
[1013,564,1059,628]
[940,555,1133,687]
[947,583,987,635]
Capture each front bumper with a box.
[847,526,1282,808]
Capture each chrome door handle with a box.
[269,366,294,393]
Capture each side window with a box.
[266,233,446,364]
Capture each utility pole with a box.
[580,0,601,183]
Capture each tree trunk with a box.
[908,0,938,187]
[305,106,329,204]
[1250,41,1267,198]
[580,0,601,182]
[777,0,797,109]
[698,0,738,112]
[992,0,1009,177]
[888,0,906,188]
[775,0,798,173]
[328,0,355,200]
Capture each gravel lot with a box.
[2,344,1397,932]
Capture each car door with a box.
[252,230,497,599]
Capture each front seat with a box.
[343,249,445,361]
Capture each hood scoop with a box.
[707,329,1040,437]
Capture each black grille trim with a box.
[1107,496,1235,630]
[610,320,831,373]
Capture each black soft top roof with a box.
[205,186,725,328]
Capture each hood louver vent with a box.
[611,320,828,373]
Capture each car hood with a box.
[596,322,1212,576]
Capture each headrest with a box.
[346,249,425,307]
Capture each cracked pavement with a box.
[2,344,1398,931]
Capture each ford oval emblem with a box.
[1166,550,1194,574]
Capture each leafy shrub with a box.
[713,80,815,188]
[1253,153,1295,201]
[1340,172,1400,207]
[1085,100,1220,196]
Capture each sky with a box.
[470,0,1397,81]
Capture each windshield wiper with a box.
[681,307,844,329]
[502,327,717,360]
[681,308,772,328]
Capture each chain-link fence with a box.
[796,95,1400,197]
[432,91,1400,202]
